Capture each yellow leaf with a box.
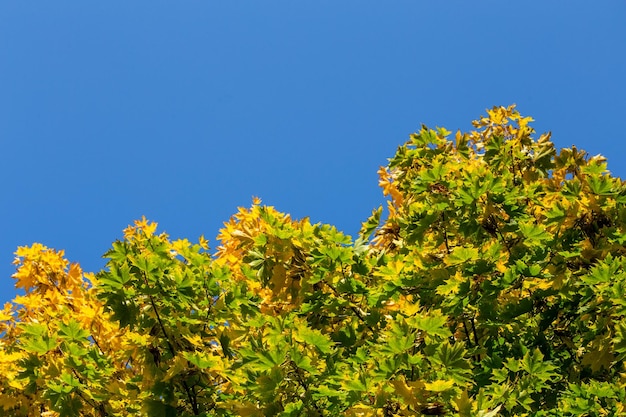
[270,263,288,296]
[0,395,19,411]
[582,337,614,372]
[522,277,553,291]
[162,354,188,382]
[454,389,473,417]
[495,258,508,273]
[391,376,425,408]
[8,378,26,391]
[66,263,83,287]
[126,332,151,346]
[345,404,379,417]
[378,166,404,205]
[171,238,191,255]
[184,334,203,348]
[0,303,13,322]
[424,379,455,392]
[404,296,421,316]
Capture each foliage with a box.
[2,105,626,416]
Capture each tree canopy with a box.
[2,105,626,416]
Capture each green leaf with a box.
[387,334,415,354]
[413,312,451,339]
[432,341,471,382]
[105,240,130,263]
[519,221,550,244]
[22,328,58,354]
[588,175,616,195]
[280,400,304,416]
[359,206,382,239]
[294,323,335,354]
[58,320,90,342]
[290,348,316,374]
[342,377,367,392]
[183,352,218,369]
[422,159,448,182]
[312,385,347,400]
[97,273,124,290]
[445,247,479,266]
[59,372,81,388]
[521,348,557,381]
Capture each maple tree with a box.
[2,105,626,416]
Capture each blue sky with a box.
[1,2,625,304]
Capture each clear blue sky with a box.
[2,2,625,304]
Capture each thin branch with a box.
[141,271,199,415]
[289,361,322,416]
[470,316,480,349]
[441,213,451,254]
[462,320,472,348]
[141,272,176,355]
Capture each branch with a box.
[289,361,322,416]
[141,271,199,415]
[441,213,451,254]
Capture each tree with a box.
[2,105,626,416]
